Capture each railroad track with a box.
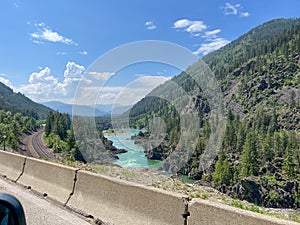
[31,128,55,159]
[19,127,54,159]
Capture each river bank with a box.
[103,129,162,168]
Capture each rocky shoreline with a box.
[131,131,169,160]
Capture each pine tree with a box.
[236,122,246,153]
[269,108,278,134]
[239,131,258,178]
[261,132,274,163]
[67,128,76,151]
[283,146,296,179]
[223,121,236,151]
[45,111,53,136]
[283,131,299,179]
[212,150,232,185]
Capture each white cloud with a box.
[98,92,118,100]
[114,75,171,105]
[224,3,239,15]
[186,22,207,33]
[0,76,13,89]
[79,50,88,55]
[32,40,44,45]
[173,19,193,29]
[193,38,230,55]
[64,62,85,78]
[223,2,250,17]
[240,12,250,17]
[173,19,207,35]
[145,21,156,30]
[172,19,229,55]
[203,29,221,38]
[28,67,56,84]
[134,75,171,88]
[15,61,171,106]
[56,52,68,55]
[113,75,171,106]
[75,74,171,106]
[17,62,85,102]
[29,22,77,45]
[86,72,113,81]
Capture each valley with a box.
[0,17,300,223]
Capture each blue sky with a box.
[0,0,299,105]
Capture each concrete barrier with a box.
[188,198,300,225]
[0,151,26,181]
[17,157,76,204]
[67,170,187,225]
[0,152,299,225]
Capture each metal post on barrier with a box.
[182,197,190,225]
[3,135,6,151]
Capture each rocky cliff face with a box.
[226,176,299,208]
[132,132,169,160]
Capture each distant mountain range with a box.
[42,101,132,116]
[0,81,132,118]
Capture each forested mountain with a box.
[0,82,52,119]
[128,18,300,208]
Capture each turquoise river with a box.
[104,129,162,168]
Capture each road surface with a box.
[0,177,92,225]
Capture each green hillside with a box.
[128,18,300,208]
[0,82,52,119]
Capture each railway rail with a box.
[18,127,54,159]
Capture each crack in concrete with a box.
[64,168,80,206]
[182,197,191,225]
[15,157,27,183]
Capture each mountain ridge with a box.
[127,18,300,208]
[0,82,52,119]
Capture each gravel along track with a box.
[19,127,55,159]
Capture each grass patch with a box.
[93,165,110,174]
